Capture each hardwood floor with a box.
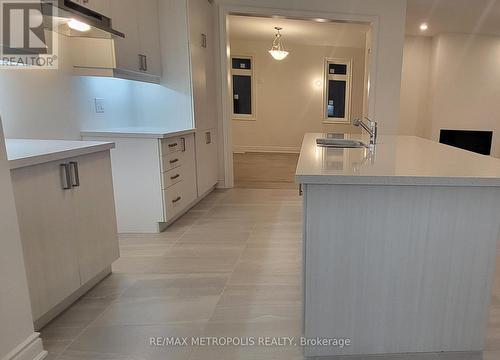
[39,188,500,359]
[233,152,299,189]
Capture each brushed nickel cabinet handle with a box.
[138,54,143,71]
[170,174,180,180]
[169,158,179,164]
[172,196,181,203]
[69,161,80,187]
[181,137,186,152]
[60,164,72,190]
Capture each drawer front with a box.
[163,180,187,221]
[161,150,183,172]
[162,166,185,189]
[161,137,182,155]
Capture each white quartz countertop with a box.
[81,127,196,139]
[296,133,500,186]
[6,139,115,170]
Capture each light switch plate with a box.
[94,98,105,113]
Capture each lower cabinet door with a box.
[71,151,120,284]
[195,128,218,195]
[11,160,82,320]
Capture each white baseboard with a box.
[2,333,47,360]
[233,145,301,154]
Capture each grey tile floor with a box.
[39,188,500,359]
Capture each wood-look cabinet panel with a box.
[195,128,218,195]
[11,161,82,320]
[11,151,119,322]
[71,152,119,284]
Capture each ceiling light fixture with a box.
[420,23,428,32]
[68,18,91,32]
[268,27,289,61]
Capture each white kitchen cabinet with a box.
[82,130,198,233]
[109,0,141,73]
[136,0,162,77]
[188,0,218,131]
[69,0,111,17]
[110,0,161,78]
[11,160,82,323]
[187,0,219,193]
[72,152,120,284]
[10,150,119,329]
[72,0,162,83]
[195,128,218,195]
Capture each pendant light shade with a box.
[268,27,289,61]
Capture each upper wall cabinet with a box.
[188,0,217,131]
[71,0,162,84]
[69,0,111,17]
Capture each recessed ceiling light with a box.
[420,23,428,32]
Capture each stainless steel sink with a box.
[316,138,367,148]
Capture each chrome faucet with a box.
[353,116,378,146]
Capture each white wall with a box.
[400,33,500,158]
[0,35,138,139]
[230,40,365,151]
[399,36,432,137]
[0,119,45,360]
[215,0,407,135]
[0,28,193,140]
[427,33,500,158]
[130,0,194,131]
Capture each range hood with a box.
[41,0,124,39]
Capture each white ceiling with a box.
[228,15,369,48]
[406,0,500,37]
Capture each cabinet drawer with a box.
[162,166,185,189]
[161,137,182,155]
[161,151,183,172]
[163,180,187,221]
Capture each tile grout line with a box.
[50,192,227,359]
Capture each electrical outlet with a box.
[94,98,105,113]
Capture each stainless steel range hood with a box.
[41,0,124,39]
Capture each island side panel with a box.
[304,184,500,357]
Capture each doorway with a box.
[223,14,373,188]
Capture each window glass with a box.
[327,80,346,118]
[233,75,252,115]
[329,63,347,75]
[232,58,252,70]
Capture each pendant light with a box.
[268,27,289,61]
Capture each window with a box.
[324,58,352,123]
[231,56,255,120]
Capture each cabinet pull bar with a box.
[172,196,182,203]
[170,174,180,180]
[60,164,72,190]
[181,137,186,152]
[69,162,80,187]
[169,158,179,164]
[168,143,178,148]
[138,54,143,71]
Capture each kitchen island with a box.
[296,133,500,359]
